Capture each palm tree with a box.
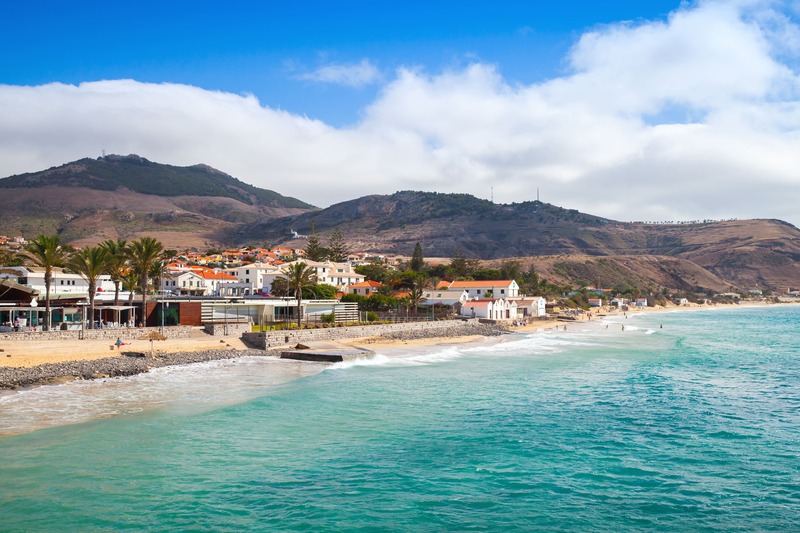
[127,237,164,326]
[0,248,23,267]
[23,235,69,330]
[100,239,128,306]
[281,262,317,327]
[66,246,110,329]
[149,259,166,296]
[270,277,289,296]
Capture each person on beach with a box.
[621,324,625,331]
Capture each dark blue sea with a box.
[1,305,799,531]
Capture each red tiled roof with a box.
[449,280,514,288]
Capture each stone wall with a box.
[241,319,480,349]
[204,322,252,336]
[0,326,196,342]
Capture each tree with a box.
[308,283,337,300]
[327,228,349,262]
[410,242,425,272]
[472,269,503,280]
[355,263,391,283]
[270,277,289,296]
[0,248,23,266]
[305,221,327,261]
[149,259,166,295]
[100,239,128,306]
[23,235,69,330]
[409,280,426,313]
[449,248,478,278]
[66,246,110,329]
[500,260,522,281]
[127,237,164,325]
[281,262,317,327]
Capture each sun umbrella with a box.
[140,330,167,354]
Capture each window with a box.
[246,278,250,283]
[500,289,505,294]
[477,289,482,294]
[246,269,250,275]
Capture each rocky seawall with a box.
[0,348,277,390]
[374,322,509,342]
[0,322,512,390]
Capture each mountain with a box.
[0,154,316,248]
[238,191,800,291]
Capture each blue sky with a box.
[2,1,800,227]
[2,1,682,125]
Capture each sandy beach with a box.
[0,300,790,388]
[0,329,249,368]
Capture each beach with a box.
[0,300,788,390]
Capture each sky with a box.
[2,0,800,226]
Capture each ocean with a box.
[1,305,798,531]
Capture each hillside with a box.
[0,154,316,248]
[483,255,734,295]
[239,191,800,291]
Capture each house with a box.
[448,280,519,299]
[280,260,365,290]
[163,270,207,296]
[635,298,648,307]
[459,298,517,320]
[1,266,115,295]
[610,298,627,308]
[348,280,383,296]
[419,289,469,307]
[587,298,603,308]
[197,268,237,295]
[513,297,546,317]
[220,262,282,296]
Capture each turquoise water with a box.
[1,306,799,531]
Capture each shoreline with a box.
[1,300,796,391]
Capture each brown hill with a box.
[484,255,734,294]
[0,155,316,248]
[241,191,800,291]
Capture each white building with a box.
[163,270,208,296]
[0,266,115,296]
[279,260,365,290]
[513,297,546,317]
[162,266,238,296]
[419,289,469,307]
[448,280,520,299]
[459,298,518,320]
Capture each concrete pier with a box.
[280,342,375,362]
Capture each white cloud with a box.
[299,59,381,87]
[1,0,800,227]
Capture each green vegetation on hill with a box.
[0,154,314,209]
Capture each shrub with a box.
[365,311,378,322]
